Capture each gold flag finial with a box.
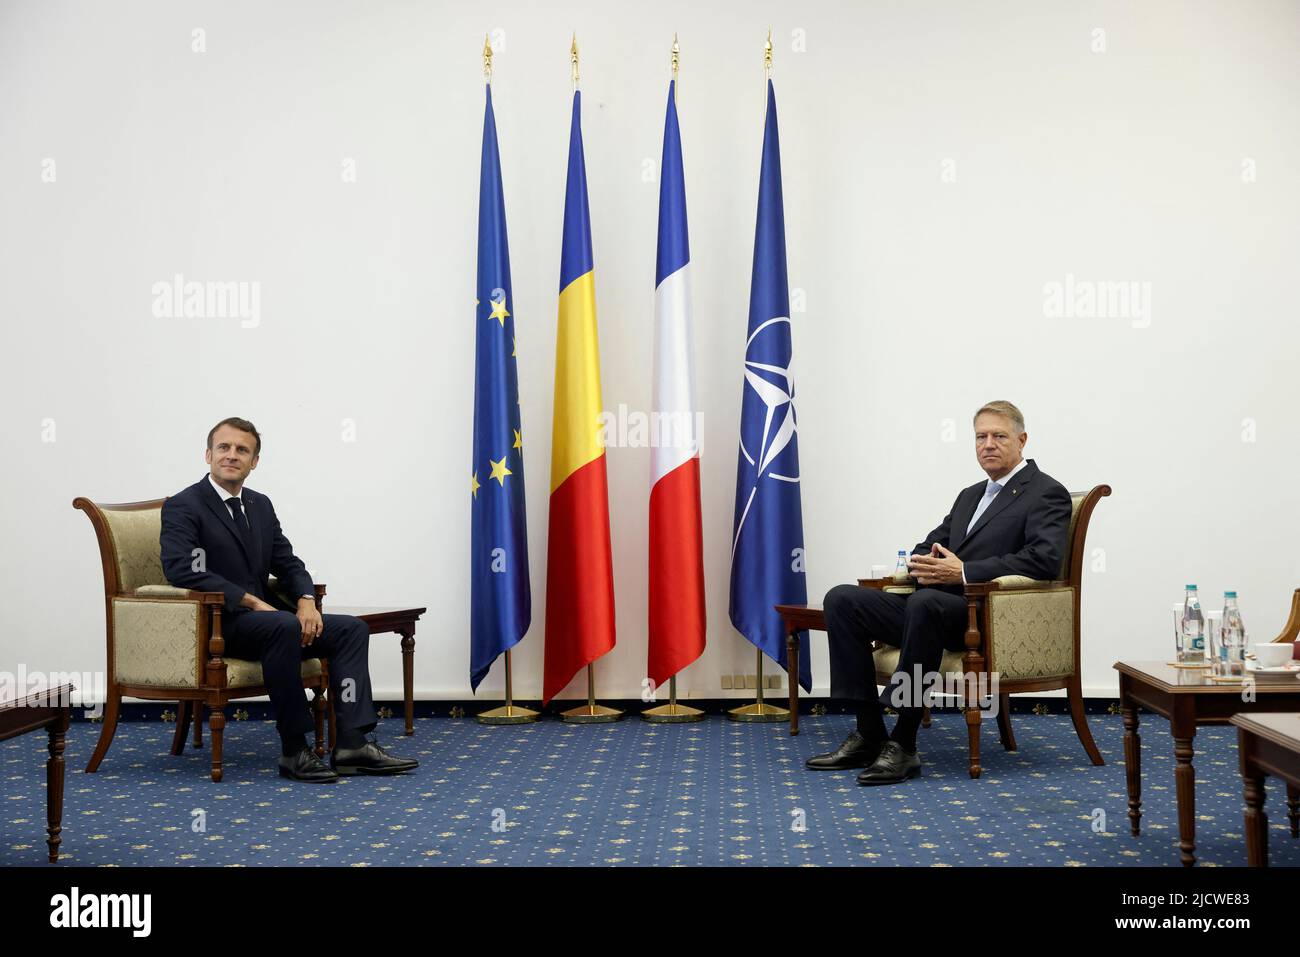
[571,33,580,90]
[483,34,493,83]
[764,28,773,79]
[671,33,680,81]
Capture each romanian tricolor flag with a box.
[648,78,706,688]
[543,89,616,704]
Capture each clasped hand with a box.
[248,595,322,645]
[907,543,964,585]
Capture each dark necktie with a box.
[226,496,251,545]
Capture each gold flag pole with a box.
[473,37,537,727]
[478,649,540,724]
[643,674,705,723]
[562,663,624,723]
[728,647,789,722]
[642,33,704,726]
[570,32,580,92]
[728,31,792,725]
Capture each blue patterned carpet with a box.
[3,712,1297,867]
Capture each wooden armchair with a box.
[859,484,1111,778]
[1268,588,1300,652]
[74,496,333,782]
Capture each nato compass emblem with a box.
[733,316,800,552]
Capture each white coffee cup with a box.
[1253,643,1295,668]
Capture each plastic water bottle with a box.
[1219,591,1246,677]
[894,550,908,576]
[1181,584,1205,664]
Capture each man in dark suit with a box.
[160,417,417,782]
[807,400,1071,785]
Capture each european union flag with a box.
[470,84,530,691]
[729,80,811,692]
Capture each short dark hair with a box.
[207,417,261,456]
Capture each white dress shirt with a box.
[207,474,313,602]
[959,457,1029,584]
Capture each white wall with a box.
[3,0,1298,703]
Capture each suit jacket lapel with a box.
[955,460,1038,550]
[199,475,256,569]
[950,485,982,548]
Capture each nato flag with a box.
[729,80,811,692]
[470,84,531,691]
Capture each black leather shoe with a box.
[278,747,339,782]
[857,741,922,785]
[805,730,883,770]
[331,736,419,776]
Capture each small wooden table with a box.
[774,604,826,736]
[1115,660,1300,866]
[1230,711,1300,866]
[0,683,73,862]
[328,606,427,735]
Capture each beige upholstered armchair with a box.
[861,484,1111,778]
[73,496,333,782]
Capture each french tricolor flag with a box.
[648,78,706,688]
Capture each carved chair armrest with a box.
[1273,587,1300,644]
[264,576,327,611]
[133,585,225,604]
[963,577,1068,598]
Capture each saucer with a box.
[1245,662,1300,674]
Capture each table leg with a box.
[1243,767,1268,867]
[400,626,415,736]
[1121,680,1141,836]
[1286,783,1298,839]
[1172,703,1197,867]
[46,712,69,863]
[787,627,799,737]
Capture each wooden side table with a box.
[1230,711,1300,866]
[774,604,826,736]
[1115,660,1300,866]
[0,684,73,863]
[327,606,426,735]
